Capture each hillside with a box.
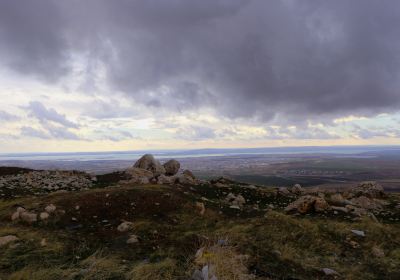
[0,155,399,280]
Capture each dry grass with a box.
[127,258,181,280]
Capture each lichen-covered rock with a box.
[163,159,180,176]
[133,154,166,176]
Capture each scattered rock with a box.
[350,196,383,210]
[285,195,330,214]
[225,193,246,208]
[20,211,38,224]
[278,187,290,195]
[322,268,339,276]
[331,206,348,213]
[372,246,385,258]
[0,235,19,247]
[126,234,139,244]
[329,193,351,206]
[288,184,303,195]
[117,221,134,232]
[177,172,197,185]
[157,174,177,185]
[183,169,196,179]
[351,229,365,237]
[196,202,206,215]
[351,181,385,199]
[40,238,47,247]
[11,207,26,221]
[163,159,180,176]
[314,197,331,212]
[40,212,49,220]
[133,154,166,176]
[45,204,57,213]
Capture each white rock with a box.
[45,204,56,213]
[20,211,37,223]
[117,221,134,232]
[351,229,365,237]
[322,268,339,276]
[126,234,139,244]
[40,212,49,220]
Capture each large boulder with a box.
[125,167,154,183]
[133,154,166,176]
[285,195,330,214]
[351,182,385,199]
[163,159,180,176]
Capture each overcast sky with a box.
[1,0,400,153]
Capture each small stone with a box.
[351,229,365,237]
[20,211,38,224]
[0,235,19,247]
[40,212,49,220]
[117,221,134,232]
[196,202,206,215]
[40,238,47,247]
[45,204,56,213]
[126,234,139,244]
[372,246,385,258]
[322,268,339,276]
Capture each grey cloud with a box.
[1,1,400,123]
[0,110,19,121]
[20,124,80,140]
[352,125,400,139]
[176,126,216,141]
[27,101,78,128]
[20,127,50,140]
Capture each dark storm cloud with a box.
[1,0,400,122]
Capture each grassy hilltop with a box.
[0,165,399,280]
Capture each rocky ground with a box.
[0,154,399,279]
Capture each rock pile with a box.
[0,170,93,197]
[285,181,389,217]
[122,154,199,185]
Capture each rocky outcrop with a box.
[133,154,166,176]
[285,195,330,214]
[163,159,180,176]
[350,181,385,199]
[0,170,93,197]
